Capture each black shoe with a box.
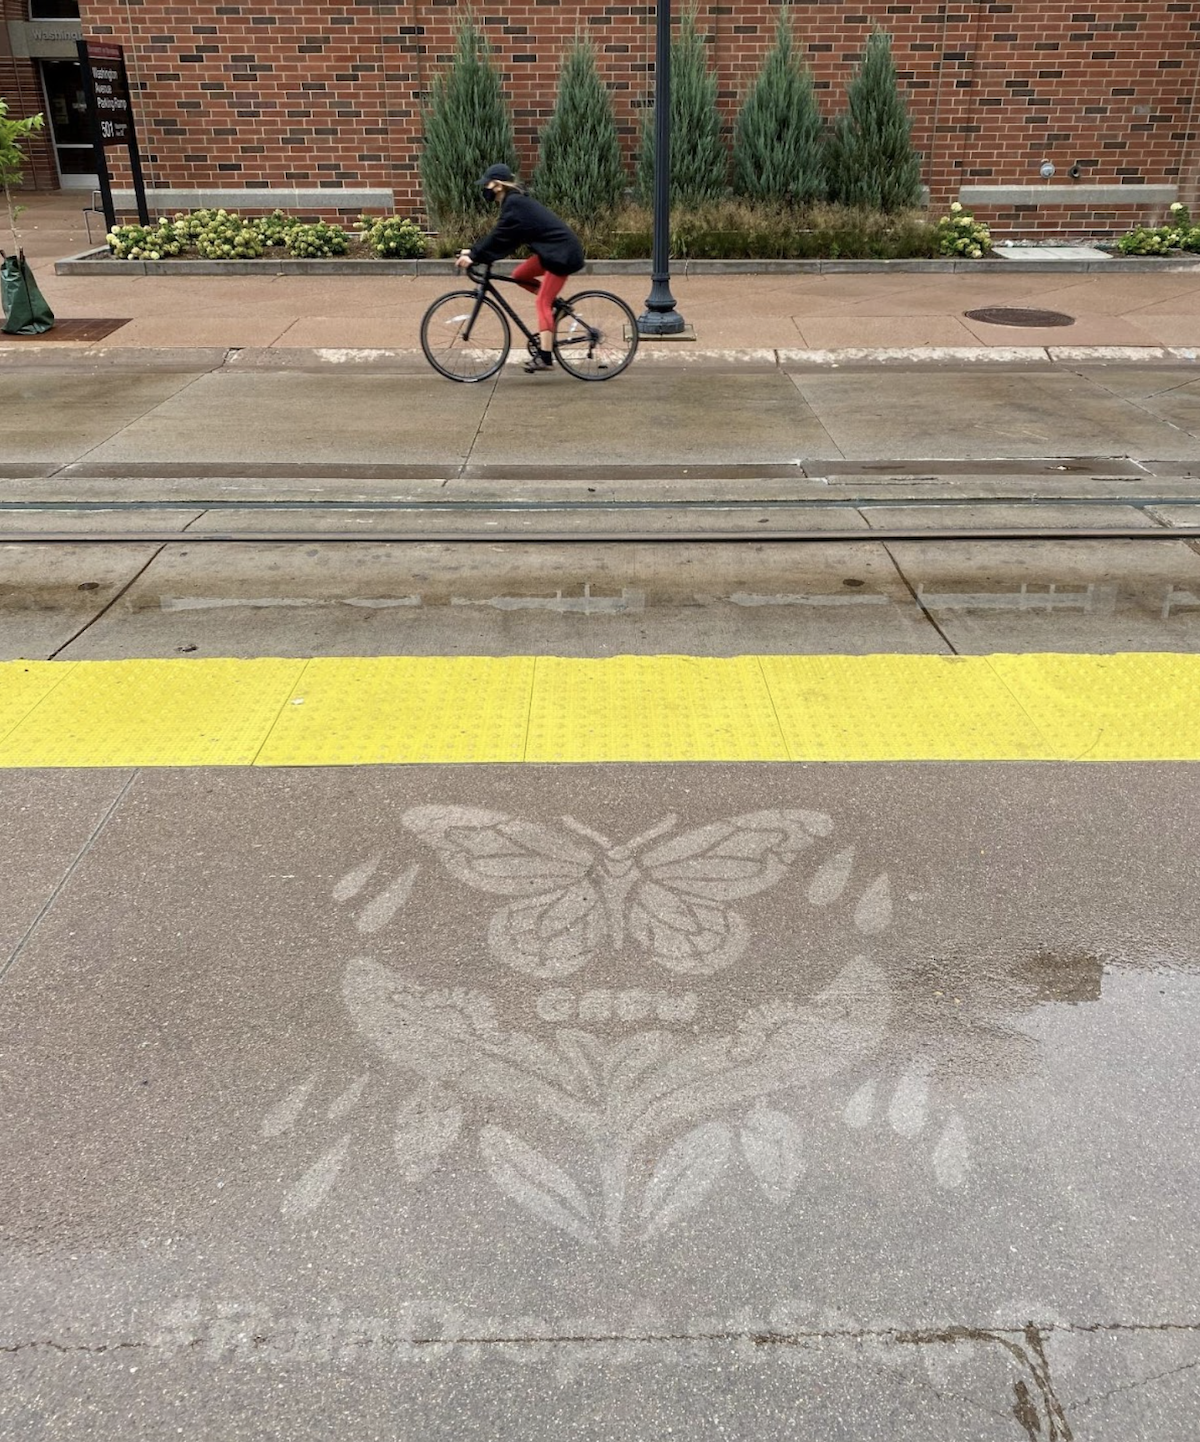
[523,353,554,373]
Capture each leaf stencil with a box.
[807,847,855,907]
[282,1135,350,1218]
[356,863,420,935]
[395,1102,464,1183]
[933,1111,970,1188]
[889,1060,933,1138]
[843,1080,876,1130]
[641,1123,733,1237]
[481,1127,594,1243]
[262,1075,317,1137]
[327,1073,369,1121]
[740,1106,805,1205]
[333,853,383,902]
[853,874,892,934]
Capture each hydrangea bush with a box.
[1116,202,1200,256]
[105,218,185,260]
[935,201,991,259]
[285,221,350,258]
[254,209,296,247]
[107,208,266,259]
[193,210,265,260]
[358,214,428,258]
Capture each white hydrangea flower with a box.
[950,201,963,213]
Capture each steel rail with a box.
[2,527,1200,544]
[0,495,1198,513]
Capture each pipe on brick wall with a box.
[925,0,953,200]
[115,0,159,191]
[1182,49,1200,210]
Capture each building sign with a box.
[76,39,149,230]
[79,41,133,146]
[5,19,84,58]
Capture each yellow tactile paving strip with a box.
[257,656,535,765]
[0,654,1197,767]
[527,656,788,762]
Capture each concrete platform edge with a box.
[3,343,1198,370]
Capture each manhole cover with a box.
[964,307,1075,328]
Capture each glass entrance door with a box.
[39,60,98,190]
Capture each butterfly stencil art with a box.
[400,806,833,978]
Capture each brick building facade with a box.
[4,0,1200,236]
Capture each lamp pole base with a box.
[637,308,688,337]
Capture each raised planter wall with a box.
[54,250,1200,278]
[16,0,1200,237]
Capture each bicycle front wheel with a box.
[553,290,639,380]
[420,290,510,382]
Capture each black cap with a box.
[478,163,515,188]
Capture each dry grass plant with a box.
[433,199,940,261]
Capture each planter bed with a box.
[54,248,1200,277]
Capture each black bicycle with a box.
[420,262,639,383]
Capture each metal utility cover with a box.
[964,307,1076,328]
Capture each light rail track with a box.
[1,495,1198,544]
[2,527,1200,544]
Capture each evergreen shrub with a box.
[420,19,517,226]
[732,19,825,206]
[637,10,726,207]
[827,29,922,212]
[533,37,625,224]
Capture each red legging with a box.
[511,255,567,335]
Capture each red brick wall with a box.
[18,0,1200,234]
[1,0,60,191]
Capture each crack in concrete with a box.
[5,1321,1196,1354]
[6,1316,1199,1431]
[1,1339,149,1355]
[1070,1355,1200,1412]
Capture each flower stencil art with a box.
[266,804,970,1245]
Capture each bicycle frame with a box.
[462,264,543,348]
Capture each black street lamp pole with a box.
[638,0,686,336]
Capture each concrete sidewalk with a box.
[9,191,1200,356]
[6,354,1200,479]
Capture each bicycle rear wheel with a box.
[553,290,639,380]
[420,290,510,382]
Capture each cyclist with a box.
[456,163,585,373]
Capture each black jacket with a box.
[469,192,585,275]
